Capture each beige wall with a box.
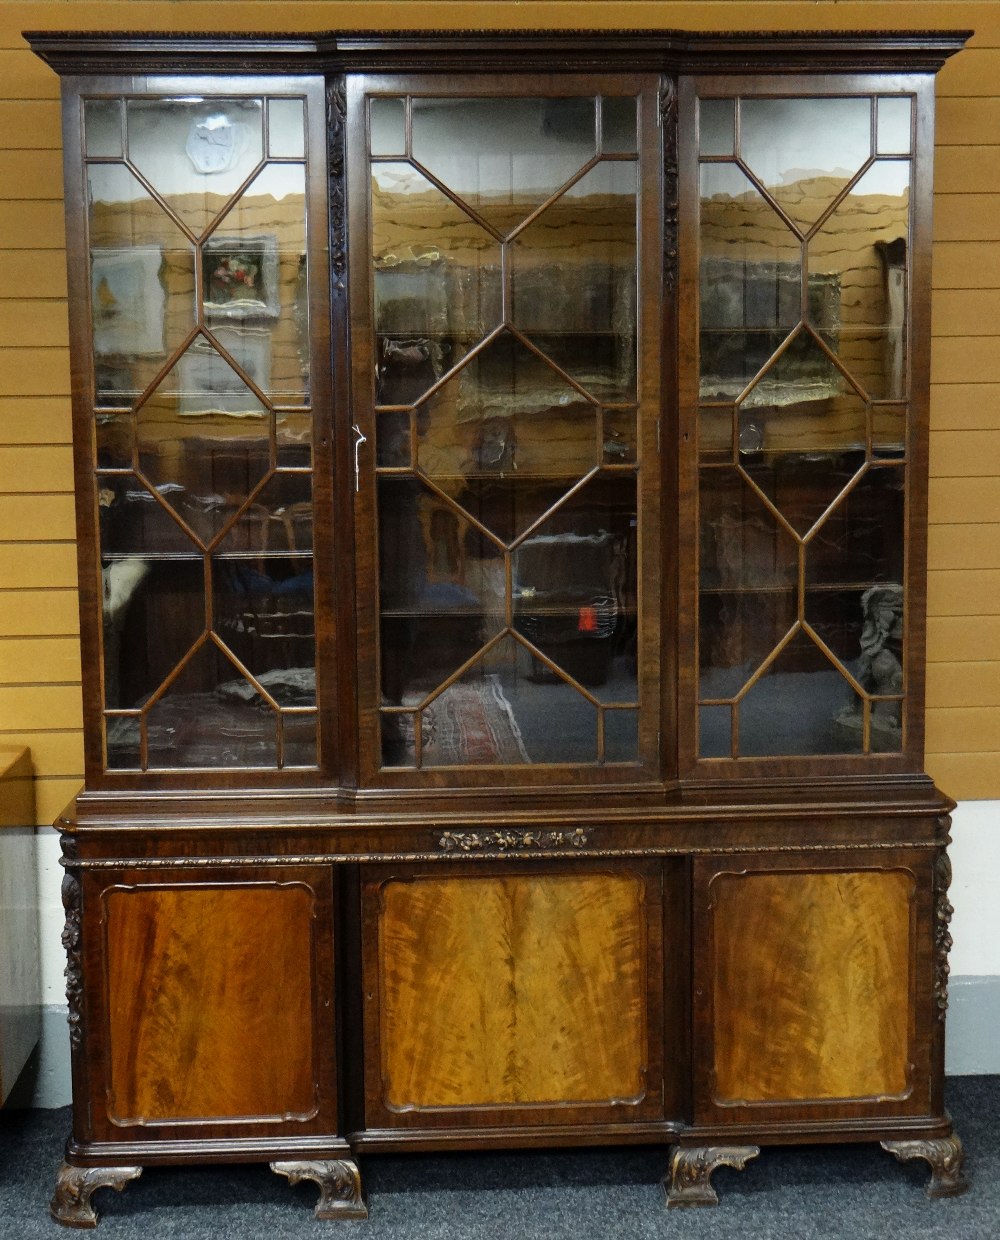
[1,0,998,820]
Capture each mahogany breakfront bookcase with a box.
[27,27,971,1228]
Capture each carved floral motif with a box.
[664,1145,760,1208]
[881,1135,968,1198]
[50,1162,142,1228]
[327,77,347,291]
[659,76,678,294]
[438,828,588,853]
[60,872,83,1051]
[934,815,955,1020]
[271,1159,368,1219]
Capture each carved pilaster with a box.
[60,870,83,1051]
[327,76,347,293]
[50,1162,142,1229]
[881,1134,969,1198]
[662,1145,760,1208]
[271,1158,368,1220]
[659,75,678,294]
[934,814,955,1020]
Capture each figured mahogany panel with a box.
[375,872,647,1110]
[709,868,914,1104]
[103,882,317,1124]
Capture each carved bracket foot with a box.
[881,1134,969,1198]
[50,1162,142,1229]
[271,1158,368,1220]
[662,1145,760,1208]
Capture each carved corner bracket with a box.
[271,1158,368,1220]
[50,1162,142,1229]
[438,827,588,853]
[662,1144,760,1208]
[881,1134,969,1198]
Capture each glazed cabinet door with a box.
[347,74,666,788]
[691,848,942,1130]
[72,864,339,1147]
[679,74,936,777]
[359,859,682,1135]
[60,76,333,785]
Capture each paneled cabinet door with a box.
[359,859,680,1132]
[76,864,339,1145]
[691,849,942,1129]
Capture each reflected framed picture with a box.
[178,329,271,417]
[91,247,166,356]
[202,233,280,320]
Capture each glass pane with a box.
[877,97,912,155]
[872,404,906,459]
[105,714,140,769]
[699,704,732,758]
[96,414,133,470]
[376,410,411,467]
[804,465,905,587]
[513,476,637,704]
[275,410,312,467]
[99,475,202,558]
[88,165,195,407]
[699,164,802,401]
[600,96,637,154]
[383,635,597,768]
[85,98,122,158]
[411,96,596,233]
[372,162,502,397]
[699,468,799,591]
[700,407,733,464]
[283,710,318,766]
[700,588,797,702]
[604,708,638,762]
[126,98,264,237]
[102,558,204,712]
[699,98,734,157]
[808,163,910,400]
[370,97,406,156]
[136,338,271,545]
[268,97,305,158]
[738,630,864,757]
[603,408,636,464]
[144,641,278,769]
[739,97,872,235]
[512,161,637,402]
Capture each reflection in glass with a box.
[872,405,906,458]
[699,98,734,157]
[740,96,871,234]
[877,96,912,155]
[699,468,798,590]
[410,97,596,232]
[804,466,904,586]
[738,630,864,756]
[699,704,732,758]
[96,415,133,471]
[512,161,637,402]
[99,475,204,558]
[699,589,797,701]
[603,409,637,464]
[370,97,406,156]
[376,410,411,467]
[126,98,264,237]
[699,164,802,401]
[85,98,123,158]
[268,98,305,159]
[807,163,909,400]
[605,708,638,762]
[600,96,637,155]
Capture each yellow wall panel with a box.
[936,99,1000,148]
[929,477,1000,525]
[927,662,1000,708]
[0,302,69,350]
[0,495,75,543]
[928,569,1000,617]
[926,752,1000,801]
[0,204,66,251]
[932,338,1000,386]
[32,775,83,824]
[926,707,1000,753]
[0,50,59,100]
[0,685,82,731]
[928,524,1000,570]
[0,543,76,588]
[0,635,80,683]
[928,616,1000,665]
[0,346,70,397]
[0,730,83,778]
[0,151,62,199]
[0,445,74,493]
[0,398,72,445]
[930,383,1000,431]
[933,197,1000,245]
[0,251,66,302]
[0,100,59,146]
[0,589,79,637]
[936,148,1000,196]
[931,291,1000,335]
[933,242,1000,289]
[930,430,1000,478]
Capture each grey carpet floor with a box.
[1,1077,998,1238]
